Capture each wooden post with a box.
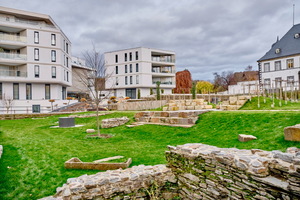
[285,83,287,105]
[271,83,275,108]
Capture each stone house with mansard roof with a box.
[258,23,300,90]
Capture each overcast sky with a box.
[1,0,298,80]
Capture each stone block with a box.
[162,107,168,111]
[86,129,95,133]
[186,106,195,110]
[195,105,204,110]
[237,100,247,105]
[239,134,257,142]
[171,106,179,111]
[284,124,300,141]
[222,101,229,105]
[204,105,213,109]
[59,117,75,127]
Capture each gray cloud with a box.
[1,0,298,80]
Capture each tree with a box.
[156,81,161,100]
[245,65,253,71]
[191,82,196,99]
[1,94,14,114]
[74,45,113,137]
[196,81,214,94]
[213,71,235,92]
[137,89,141,99]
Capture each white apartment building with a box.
[258,24,300,91]
[0,6,73,113]
[105,47,176,99]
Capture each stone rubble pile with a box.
[134,110,208,127]
[101,117,129,128]
[219,95,249,110]
[39,165,178,200]
[166,143,300,199]
[163,99,213,111]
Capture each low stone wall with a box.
[101,117,129,128]
[0,145,2,159]
[166,143,300,199]
[39,165,178,200]
[0,112,72,120]
[163,99,212,111]
[108,100,167,111]
[41,144,300,200]
[219,95,250,110]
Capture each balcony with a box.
[0,33,26,43]
[151,56,175,63]
[152,67,175,74]
[0,70,27,77]
[0,16,56,30]
[0,52,27,60]
[152,81,173,85]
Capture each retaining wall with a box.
[108,100,167,111]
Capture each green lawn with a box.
[0,111,300,199]
[240,97,300,110]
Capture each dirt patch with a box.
[86,134,113,139]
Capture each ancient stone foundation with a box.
[41,144,300,200]
[101,117,129,128]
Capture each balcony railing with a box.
[151,56,175,63]
[152,69,175,74]
[0,52,27,60]
[0,33,27,43]
[0,70,27,77]
[152,81,173,85]
[0,16,56,30]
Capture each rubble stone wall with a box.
[166,143,300,199]
[41,144,300,199]
[109,100,167,111]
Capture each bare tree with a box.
[1,94,14,114]
[213,71,235,92]
[74,45,114,136]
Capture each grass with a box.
[240,97,300,110]
[0,111,300,199]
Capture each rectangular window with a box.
[129,52,132,61]
[287,59,294,69]
[32,105,40,113]
[52,66,56,78]
[51,50,56,62]
[135,51,138,60]
[125,53,127,62]
[63,39,65,51]
[264,78,270,88]
[66,71,69,82]
[125,65,128,73]
[130,76,132,84]
[34,31,39,44]
[116,66,118,74]
[275,61,281,71]
[26,83,32,100]
[66,57,69,67]
[116,77,119,85]
[136,75,139,84]
[115,54,118,63]
[34,48,39,61]
[66,43,69,54]
[287,76,294,87]
[34,65,39,78]
[130,64,132,73]
[136,63,139,72]
[51,34,56,46]
[45,84,51,99]
[125,76,128,85]
[263,63,270,72]
[275,77,282,88]
[0,83,2,99]
[62,87,66,100]
[13,83,19,100]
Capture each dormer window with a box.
[295,33,300,38]
[275,48,281,54]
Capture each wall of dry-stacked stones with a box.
[41,144,300,199]
[166,143,300,199]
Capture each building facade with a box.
[0,6,72,113]
[105,47,176,99]
[258,24,300,91]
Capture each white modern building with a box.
[258,24,300,91]
[105,47,176,99]
[0,6,73,113]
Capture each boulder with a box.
[284,124,300,141]
[239,134,257,142]
[86,129,95,133]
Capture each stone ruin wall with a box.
[41,144,300,199]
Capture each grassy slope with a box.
[0,111,300,199]
[240,97,300,110]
